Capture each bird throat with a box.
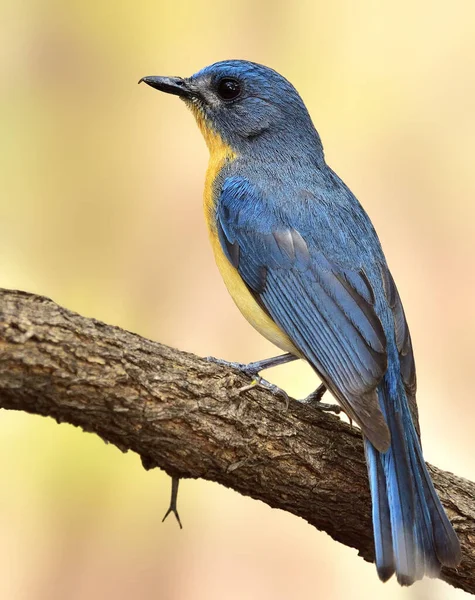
[186,102,237,225]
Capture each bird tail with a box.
[364,379,461,585]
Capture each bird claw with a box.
[305,382,327,404]
[208,356,340,414]
[301,383,341,414]
[207,356,290,407]
[206,356,259,377]
[235,374,289,408]
[207,353,297,379]
[252,375,290,408]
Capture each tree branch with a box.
[0,288,473,593]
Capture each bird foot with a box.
[241,374,291,409]
[206,356,261,377]
[207,356,291,408]
[301,383,341,415]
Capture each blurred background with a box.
[1,0,474,598]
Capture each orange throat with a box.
[186,102,236,225]
[186,101,299,356]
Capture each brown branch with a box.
[0,288,474,593]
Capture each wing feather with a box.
[217,177,394,450]
[381,266,419,435]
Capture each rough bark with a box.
[0,288,473,593]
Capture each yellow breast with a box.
[189,104,299,356]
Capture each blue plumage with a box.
[216,161,460,583]
[142,59,461,584]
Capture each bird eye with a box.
[216,78,241,101]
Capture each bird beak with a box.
[138,75,192,99]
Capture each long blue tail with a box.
[364,379,461,585]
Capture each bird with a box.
[139,60,461,585]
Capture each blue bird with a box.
[140,60,461,584]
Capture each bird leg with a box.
[301,383,341,414]
[208,355,340,414]
[207,352,298,376]
[304,383,327,405]
[207,353,298,407]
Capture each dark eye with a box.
[216,78,241,101]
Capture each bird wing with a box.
[380,266,419,436]
[216,176,392,451]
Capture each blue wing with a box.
[217,176,397,451]
[215,176,459,581]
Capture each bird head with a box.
[140,60,323,159]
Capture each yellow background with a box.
[1,1,474,598]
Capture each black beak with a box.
[138,75,192,98]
